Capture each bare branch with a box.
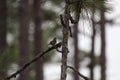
[60,14,66,27]
[69,13,77,24]
[5,42,62,80]
[69,27,72,37]
[67,66,89,80]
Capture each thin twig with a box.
[5,42,62,80]
[67,66,89,80]
[69,13,77,24]
[69,27,72,37]
[60,14,66,27]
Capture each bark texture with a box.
[100,8,106,80]
[89,16,96,80]
[18,0,30,80]
[33,0,44,80]
[0,0,7,54]
[73,1,82,80]
[61,0,70,80]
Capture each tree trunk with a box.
[0,0,7,54]
[33,0,44,80]
[73,22,79,80]
[73,1,82,80]
[100,8,106,80]
[60,0,70,80]
[0,1,7,79]
[89,15,96,80]
[18,0,30,80]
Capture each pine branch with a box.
[5,42,62,80]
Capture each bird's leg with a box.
[56,48,62,53]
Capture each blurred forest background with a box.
[0,0,120,80]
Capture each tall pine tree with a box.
[33,0,44,80]
[18,0,30,80]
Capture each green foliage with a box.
[0,52,8,76]
[51,0,64,6]
[0,44,19,77]
[42,0,107,61]
[43,9,57,20]
[7,0,18,20]
[44,50,55,62]
[3,0,109,66]
[83,0,109,11]
[70,0,108,13]
[40,0,65,61]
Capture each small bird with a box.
[49,37,56,46]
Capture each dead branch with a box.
[5,42,62,80]
[67,66,89,80]
[60,14,66,27]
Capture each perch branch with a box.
[5,42,62,80]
